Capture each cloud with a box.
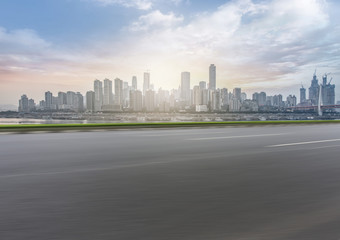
[91,0,186,10]
[120,0,338,89]
[129,10,183,31]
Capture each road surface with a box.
[1,124,340,239]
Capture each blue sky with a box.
[0,0,339,105]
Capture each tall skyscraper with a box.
[300,86,306,104]
[103,78,113,105]
[114,78,123,107]
[132,76,137,90]
[233,88,242,101]
[181,72,191,105]
[45,91,53,110]
[209,64,216,90]
[94,79,103,111]
[143,72,150,96]
[309,73,319,105]
[321,74,335,105]
[86,91,95,112]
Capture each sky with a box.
[0,0,340,105]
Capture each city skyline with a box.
[17,66,336,113]
[1,0,340,105]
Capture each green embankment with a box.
[0,120,340,132]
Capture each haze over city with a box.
[1,0,340,106]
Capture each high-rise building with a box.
[143,72,150,96]
[94,79,103,111]
[66,91,76,107]
[86,91,95,112]
[253,92,266,106]
[286,95,297,107]
[199,81,206,90]
[221,88,229,108]
[309,73,319,105]
[321,74,335,105]
[103,79,113,105]
[18,94,29,112]
[144,90,155,112]
[45,91,53,110]
[211,90,221,111]
[58,92,67,106]
[192,86,201,106]
[74,92,84,112]
[300,86,306,104]
[114,78,123,107]
[180,72,191,105]
[233,88,242,101]
[132,76,137,90]
[130,90,143,112]
[209,64,216,90]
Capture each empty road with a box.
[1,124,340,239]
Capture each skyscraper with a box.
[143,72,150,96]
[321,74,335,105]
[233,88,242,101]
[114,78,123,107]
[130,90,143,112]
[145,90,155,112]
[300,86,306,104]
[45,91,53,110]
[86,91,95,112]
[132,76,137,90]
[309,73,319,105]
[181,72,191,105]
[209,64,216,90]
[103,78,113,105]
[94,79,103,111]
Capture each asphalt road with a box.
[1,124,340,240]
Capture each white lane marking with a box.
[266,139,340,148]
[187,133,286,141]
[142,131,236,137]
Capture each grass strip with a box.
[0,119,340,131]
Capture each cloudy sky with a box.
[0,0,339,105]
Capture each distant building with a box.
[103,79,113,106]
[309,73,319,105]
[199,81,207,90]
[86,91,95,112]
[144,90,155,112]
[233,88,242,101]
[143,72,150,96]
[45,91,53,110]
[321,74,335,105]
[209,64,216,90]
[211,90,221,111]
[114,78,123,107]
[132,76,137,91]
[130,90,143,112]
[181,72,191,105]
[94,79,103,111]
[300,87,306,104]
[18,95,29,112]
[286,95,297,107]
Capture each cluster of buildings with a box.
[299,72,335,106]
[18,65,336,113]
